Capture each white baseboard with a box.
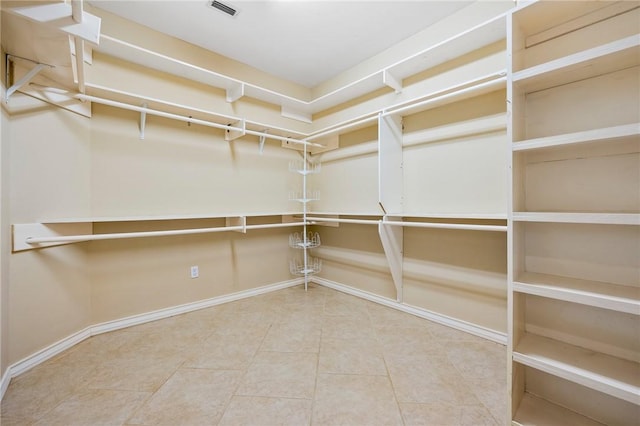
[91,278,304,335]
[312,276,507,345]
[0,366,11,402]
[1,277,304,401]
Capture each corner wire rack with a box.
[288,151,322,290]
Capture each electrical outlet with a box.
[190,265,199,279]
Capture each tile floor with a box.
[1,284,507,425]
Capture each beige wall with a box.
[6,96,92,364]
[89,104,301,217]
[1,98,9,376]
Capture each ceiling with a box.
[88,0,473,88]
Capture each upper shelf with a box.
[95,14,506,119]
[512,123,640,151]
[512,35,640,93]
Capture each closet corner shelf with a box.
[513,333,640,404]
[513,393,604,426]
[512,212,640,226]
[512,35,640,93]
[513,272,640,315]
[512,123,640,152]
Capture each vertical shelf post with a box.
[379,215,403,302]
[378,112,403,214]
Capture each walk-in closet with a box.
[1,1,638,424]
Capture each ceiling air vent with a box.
[209,1,238,17]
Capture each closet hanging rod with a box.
[305,216,507,232]
[307,217,380,226]
[385,220,507,232]
[381,74,507,118]
[24,221,308,245]
[29,84,322,148]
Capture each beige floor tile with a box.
[322,315,376,340]
[323,291,370,318]
[386,354,478,405]
[218,396,312,426]
[33,389,150,426]
[468,377,508,425]
[183,329,266,370]
[312,374,403,426]
[400,402,498,426]
[0,416,34,426]
[1,362,95,421]
[2,286,510,425]
[236,351,317,399]
[446,340,506,380]
[127,368,243,425]
[49,331,140,366]
[87,352,184,392]
[375,326,444,358]
[260,322,321,353]
[318,338,387,375]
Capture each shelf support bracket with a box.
[8,2,101,45]
[12,222,92,252]
[379,215,403,302]
[383,69,402,94]
[225,119,246,141]
[139,103,147,140]
[226,216,246,233]
[226,82,244,103]
[259,129,268,155]
[5,62,47,102]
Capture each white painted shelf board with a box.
[512,212,640,225]
[400,213,507,220]
[387,13,506,80]
[513,333,640,404]
[98,35,309,109]
[513,35,640,93]
[35,212,305,224]
[513,393,604,426]
[99,14,507,116]
[514,272,640,315]
[512,123,640,150]
[85,83,308,140]
[403,114,507,148]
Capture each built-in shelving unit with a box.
[508,1,640,424]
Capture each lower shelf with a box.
[513,393,603,426]
[513,271,640,314]
[513,333,640,404]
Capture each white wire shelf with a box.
[289,232,321,249]
[288,160,321,175]
[289,190,320,203]
[289,257,322,276]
